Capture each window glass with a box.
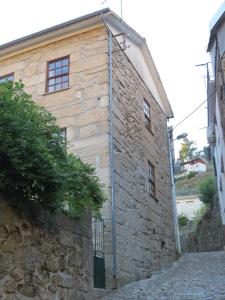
[47,56,69,93]
[49,63,55,70]
[60,128,67,139]
[62,82,69,89]
[56,61,62,68]
[148,161,156,197]
[144,100,150,120]
[0,73,14,84]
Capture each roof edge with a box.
[0,8,110,53]
[207,2,225,51]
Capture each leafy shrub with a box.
[199,176,216,205]
[187,171,197,179]
[192,205,207,229]
[178,213,189,227]
[0,82,105,216]
[175,176,186,182]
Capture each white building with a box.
[182,158,207,174]
[176,195,204,220]
[207,2,225,224]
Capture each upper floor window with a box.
[47,56,69,93]
[148,161,156,198]
[0,73,14,84]
[144,99,150,121]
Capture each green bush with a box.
[192,205,207,229]
[175,176,186,182]
[199,176,216,205]
[187,171,197,179]
[178,213,189,227]
[0,82,105,216]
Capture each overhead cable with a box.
[173,89,216,130]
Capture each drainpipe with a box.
[108,31,117,288]
[167,126,181,255]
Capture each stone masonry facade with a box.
[0,22,177,293]
[105,38,177,288]
[0,196,93,300]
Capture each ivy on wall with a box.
[0,82,105,216]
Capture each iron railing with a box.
[92,217,105,258]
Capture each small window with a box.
[148,161,156,197]
[220,176,223,192]
[47,56,69,93]
[144,99,152,132]
[0,73,14,84]
[60,128,67,140]
[221,155,224,173]
[144,99,150,121]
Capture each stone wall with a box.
[0,196,93,300]
[0,24,178,293]
[180,195,225,252]
[0,29,112,295]
[105,38,177,287]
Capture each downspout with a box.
[101,11,117,288]
[167,126,181,255]
[108,30,117,288]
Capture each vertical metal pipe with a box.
[109,31,117,285]
[167,127,181,254]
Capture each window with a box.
[220,176,223,192]
[0,73,14,83]
[221,155,224,173]
[144,99,150,121]
[148,161,156,197]
[144,99,152,132]
[47,56,69,93]
[60,128,67,140]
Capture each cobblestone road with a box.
[101,252,225,300]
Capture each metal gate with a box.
[93,217,105,289]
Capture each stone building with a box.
[0,8,177,294]
[207,2,225,226]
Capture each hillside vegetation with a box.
[176,164,214,196]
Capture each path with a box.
[101,251,225,300]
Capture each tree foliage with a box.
[179,138,197,163]
[0,82,105,216]
[178,213,189,227]
[199,176,216,206]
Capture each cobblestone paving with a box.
[101,252,225,300]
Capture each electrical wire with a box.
[173,89,216,130]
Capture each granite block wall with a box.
[106,37,178,287]
[0,196,93,300]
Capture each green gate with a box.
[93,218,105,289]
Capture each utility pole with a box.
[120,0,123,20]
[195,62,210,91]
[196,62,211,130]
